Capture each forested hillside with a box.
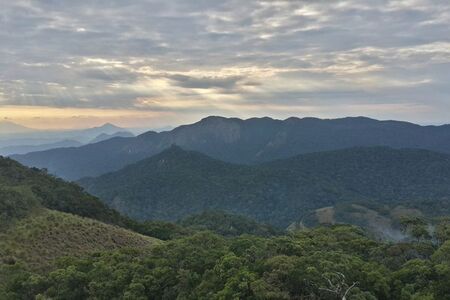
[0,156,132,227]
[2,155,450,299]
[0,156,161,272]
[13,116,450,180]
[80,146,450,229]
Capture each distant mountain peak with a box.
[137,130,158,138]
[89,131,134,144]
[0,120,34,134]
[199,116,228,122]
[155,144,196,158]
[166,144,183,151]
[98,123,121,129]
[197,116,243,125]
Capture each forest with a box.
[3,223,450,299]
[1,154,450,299]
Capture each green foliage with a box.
[0,156,172,241]
[4,143,450,298]
[4,225,450,299]
[399,216,431,241]
[0,156,162,274]
[80,146,450,228]
[432,241,450,298]
[0,156,131,227]
[435,217,450,245]
[0,209,160,272]
[137,220,191,241]
[0,186,39,228]
[179,211,282,237]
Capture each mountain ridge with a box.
[13,116,450,180]
[89,131,135,144]
[0,156,161,271]
[0,139,83,156]
[79,146,450,228]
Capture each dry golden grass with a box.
[0,209,161,272]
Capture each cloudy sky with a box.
[1,0,449,129]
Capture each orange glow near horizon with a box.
[0,102,442,131]
[0,105,176,130]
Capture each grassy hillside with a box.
[0,155,170,239]
[80,146,450,228]
[0,156,161,274]
[0,209,159,272]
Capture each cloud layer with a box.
[1,0,449,127]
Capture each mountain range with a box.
[0,122,135,156]
[3,118,450,298]
[12,116,450,180]
[88,131,135,144]
[79,145,450,229]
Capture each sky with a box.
[1,0,449,129]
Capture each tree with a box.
[399,217,431,241]
[319,272,358,300]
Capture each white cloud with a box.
[0,0,449,125]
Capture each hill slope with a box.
[0,209,158,272]
[89,131,134,144]
[13,116,450,180]
[80,146,450,227]
[0,156,134,227]
[0,156,161,271]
